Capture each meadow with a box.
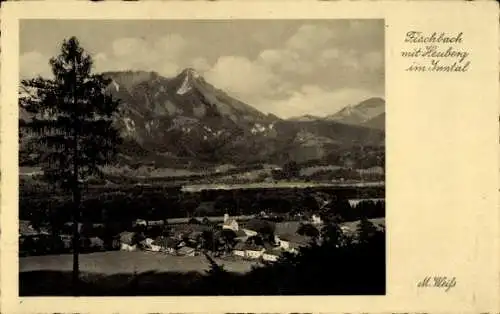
[20,251,257,275]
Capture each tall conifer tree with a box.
[20,36,122,295]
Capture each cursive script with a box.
[405,31,463,44]
[417,276,457,292]
[401,31,471,73]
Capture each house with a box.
[89,236,105,251]
[121,242,137,251]
[140,237,156,250]
[245,243,265,259]
[223,214,239,232]
[233,242,246,257]
[134,219,148,227]
[232,242,265,259]
[340,225,352,234]
[149,220,165,226]
[19,220,39,237]
[146,240,162,252]
[276,234,311,253]
[60,234,73,250]
[234,229,249,241]
[242,228,258,237]
[311,214,323,225]
[259,211,270,218]
[262,248,283,262]
[151,236,178,254]
[119,231,137,251]
[274,235,290,250]
[19,221,52,253]
[177,246,196,256]
[144,237,155,246]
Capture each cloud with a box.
[153,34,187,58]
[286,24,336,54]
[111,37,142,57]
[204,56,279,102]
[257,49,313,76]
[262,86,383,119]
[95,35,189,76]
[256,24,337,77]
[189,57,211,73]
[361,51,384,72]
[256,22,384,85]
[20,51,52,79]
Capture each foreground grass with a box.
[20,251,257,275]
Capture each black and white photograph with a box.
[18,18,386,296]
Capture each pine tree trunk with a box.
[72,180,81,295]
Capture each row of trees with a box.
[273,157,384,181]
[21,188,385,233]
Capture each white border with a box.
[2,1,499,313]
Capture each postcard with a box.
[1,1,499,313]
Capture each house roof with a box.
[89,237,104,246]
[19,220,38,237]
[224,218,238,226]
[264,248,284,257]
[119,231,135,244]
[233,242,247,251]
[234,229,247,238]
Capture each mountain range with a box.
[288,97,385,131]
[19,68,385,168]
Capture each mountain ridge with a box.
[19,68,385,168]
[325,97,385,127]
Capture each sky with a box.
[20,19,384,119]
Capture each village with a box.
[122,213,313,263]
[19,208,384,265]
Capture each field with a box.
[20,251,257,275]
[181,181,384,192]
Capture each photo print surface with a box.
[18,18,386,296]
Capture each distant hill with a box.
[325,97,385,129]
[19,68,385,168]
[287,114,323,122]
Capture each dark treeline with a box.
[21,181,384,233]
